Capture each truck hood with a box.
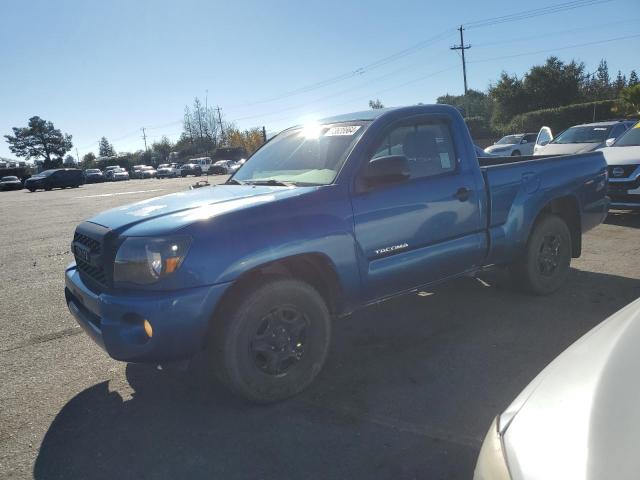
[597,145,640,165]
[535,143,600,155]
[500,298,640,480]
[88,184,315,234]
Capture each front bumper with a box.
[65,264,230,362]
[608,183,640,210]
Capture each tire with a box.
[511,150,521,156]
[44,187,52,191]
[210,278,331,403]
[509,213,572,295]
[28,188,35,192]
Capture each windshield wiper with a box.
[244,179,296,187]
[226,178,245,185]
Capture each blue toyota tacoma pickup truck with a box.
[65,105,609,402]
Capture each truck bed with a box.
[478,151,608,266]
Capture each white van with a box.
[191,157,213,174]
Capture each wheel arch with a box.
[208,253,346,336]
[532,195,582,258]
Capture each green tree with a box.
[82,152,97,169]
[620,84,640,115]
[368,99,385,109]
[524,57,584,109]
[437,89,493,119]
[614,70,627,95]
[629,70,639,87]
[4,116,73,169]
[489,73,529,126]
[151,136,173,164]
[98,136,115,157]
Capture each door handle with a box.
[454,187,471,201]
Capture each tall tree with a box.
[151,136,173,164]
[368,99,385,109]
[226,127,264,155]
[614,70,627,95]
[437,89,493,119]
[629,70,639,87]
[98,136,115,157]
[4,116,72,169]
[82,152,97,169]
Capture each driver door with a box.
[351,116,485,301]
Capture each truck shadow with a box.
[34,269,640,480]
[605,210,640,229]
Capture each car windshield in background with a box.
[233,122,369,185]
[551,125,610,144]
[86,169,100,174]
[2,176,19,181]
[496,135,523,145]
[614,124,640,146]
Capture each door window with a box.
[370,121,456,180]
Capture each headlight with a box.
[474,417,511,480]
[114,236,191,285]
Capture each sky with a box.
[1,0,639,160]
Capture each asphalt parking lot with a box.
[1,179,639,479]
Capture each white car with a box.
[474,296,640,480]
[597,122,640,210]
[190,157,213,174]
[111,168,129,181]
[533,121,634,156]
[156,163,180,178]
[484,133,538,156]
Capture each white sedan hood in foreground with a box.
[501,298,640,480]
[535,143,600,155]
[597,146,640,166]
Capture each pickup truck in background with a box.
[65,105,609,403]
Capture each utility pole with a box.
[215,106,225,140]
[450,25,471,95]
[75,147,81,165]
[141,127,148,151]
[262,126,267,143]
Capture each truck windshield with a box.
[613,124,640,146]
[551,125,610,144]
[233,122,369,185]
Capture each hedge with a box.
[504,100,624,135]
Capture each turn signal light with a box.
[143,319,153,338]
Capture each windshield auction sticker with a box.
[325,125,361,136]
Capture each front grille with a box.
[608,165,637,179]
[72,225,109,289]
[73,232,101,253]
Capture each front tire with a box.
[511,150,521,156]
[210,278,331,403]
[509,213,572,295]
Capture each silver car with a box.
[475,297,640,480]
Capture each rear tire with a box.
[509,213,572,295]
[209,278,331,403]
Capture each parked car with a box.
[156,163,181,178]
[130,165,145,179]
[210,159,235,174]
[190,157,213,174]
[533,120,635,156]
[25,168,84,191]
[111,168,130,181]
[228,158,246,174]
[0,176,23,191]
[180,163,202,177]
[474,296,640,480]
[104,165,122,181]
[66,104,608,403]
[484,133,538,156]
[84,169,105,183]
[138,165,156,179]
[597,121,640,210]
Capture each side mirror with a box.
[521,139,528,144]
[363,155,410,188]
[605,138,616,147]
